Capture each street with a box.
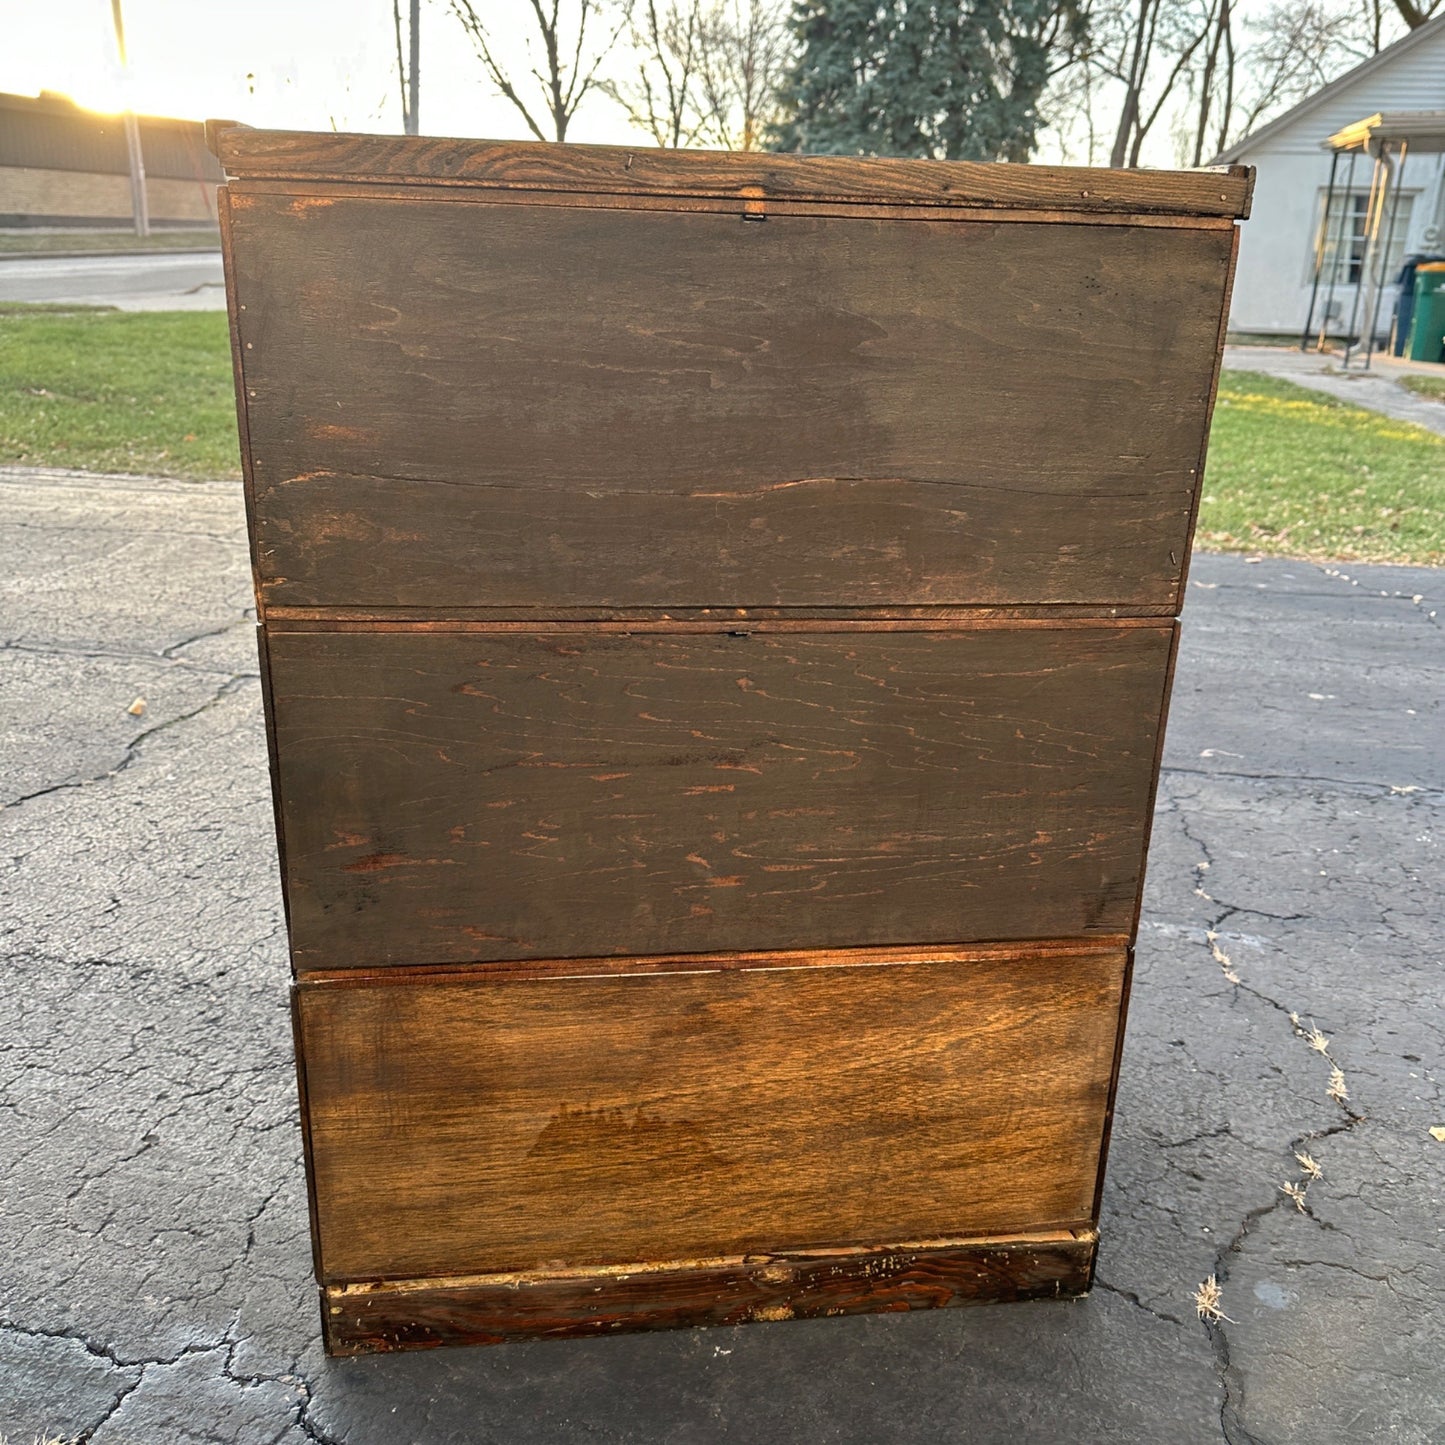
[0,251,225,311]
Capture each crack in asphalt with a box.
[1163,764,1444,800]
[0,1317,146,1373]
[162,617,258,661]
[1,618,257,679]
[2,1306,343,1444]
[1170,798,1373,1445]
[0,1319,245,1445]
[1092,1278,1190,1329]
[3,673,253,811]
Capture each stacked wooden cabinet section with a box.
[211,126,1251,1354]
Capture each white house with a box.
[1215,15,1445,338]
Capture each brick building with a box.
[0,89,221,228]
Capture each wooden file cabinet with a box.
[212,126,1250,1353]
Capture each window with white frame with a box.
[1311,189,1416,286]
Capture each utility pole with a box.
[394,0,421,134]
[408,0,420,135]
[110,0,150,236]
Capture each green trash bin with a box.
[1406,262,1445,362]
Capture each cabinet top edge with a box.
[206,125,1254,220]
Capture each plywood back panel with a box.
[228,194,1233,612]
[266,622,1172,969]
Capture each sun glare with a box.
[0,0,654,142]
[0,0,396,129]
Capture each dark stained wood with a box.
[1174,220,1244,610]
[212,126,1253,218]
[321,1228,1098,1354]
[264,623,1173,969]
[288,962,326,1287]
[204,117,248,156]
[1090,945,1137,1227]
[227,194,1234,613]
[253,627,293,929]
[296,947,1124,1282]
[218,198,263,607]
[233,177,1242,230]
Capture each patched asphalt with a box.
[1,465,1441,1444]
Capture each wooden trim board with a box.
[228,178,1243,231]
[210,126,1253,218]
[297,934,1131,987]
[322,1229,1098,1353]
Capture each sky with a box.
[0,0,641,143]
[0,0,1380,166]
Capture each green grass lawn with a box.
[0,309,1441,564]
[1398,372,1445,404]
[1199,370,1444,566]
[0,303,240,479]
[0,228,220,256]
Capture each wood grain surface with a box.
[265,623,1172,969]
[227,194,1233,613]
[321,1228,1097,1353]
[213,127,1253,217]
[296,947,1124,1282]
[215,133,1249,1351]
[296,935,1128,986]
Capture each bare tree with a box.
[601,0,706,147]
[694,0,792,152]
[1098,0,1220,166]
[1389,0,1443,28]
[451,0,632,142]
[1174,0,1387,162]
[1226,3,1357,138]
[602,0,790,151]
[1040,0,1413,166]
[1186,0,1232,165]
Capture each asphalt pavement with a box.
[1,465,1441,1444]
[0,252,225,311]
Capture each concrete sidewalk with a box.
[1225,345,1445,437]
[1,467,1441,1444]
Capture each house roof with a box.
[1212,12,1445,163]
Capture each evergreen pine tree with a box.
[771,0,1083,161]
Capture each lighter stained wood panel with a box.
[297,945,1126,1282]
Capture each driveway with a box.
[0,253,225,311]
[1,466,1441,1444]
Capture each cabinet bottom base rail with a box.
[321,1226,1098,1354]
